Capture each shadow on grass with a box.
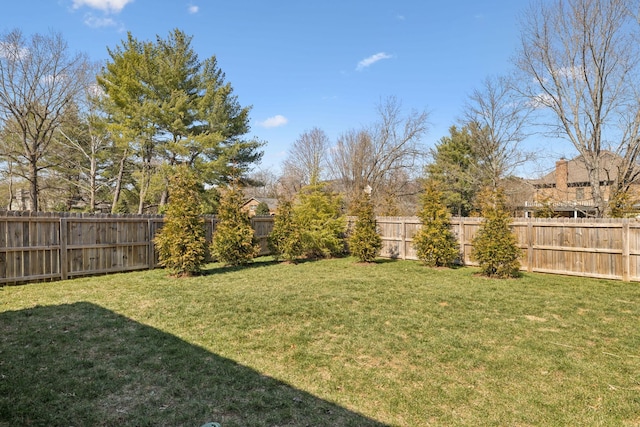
[200,256,343,276]
[201,257,282,276]
[370,258,398,264]
[0,303,388,427]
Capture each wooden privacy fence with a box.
[4,212,640,285]
[0,212,273,285]
[374,216,640,282]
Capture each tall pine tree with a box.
[96,29,263,213]
[425,125,478,217]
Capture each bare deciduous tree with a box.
[0,29,90,211]
[463,75,534,191]
[56,99,111,212]
[516,0,640,217]
[280,127,330,194]
[330,96,429,213]
[244,167,279,199]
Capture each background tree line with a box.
[3,0,640,219]
[0,28,262,214]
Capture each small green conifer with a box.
[412,180,459,267]
[348,191,382,262]
[211,186,259,266]
[254,201,271,216]
[154,166,208,276]
[268,199,304,262]
[294,183,346,258]
[471,188,521,278]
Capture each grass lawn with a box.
[1,257,639,426]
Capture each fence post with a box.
[402,218,407,260]
[458,217,465,265]
[148,217,154,270]
[60,216,68,280]
[622,220,630,282]
[527,219,534,272]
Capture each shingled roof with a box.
[532,151,627,187]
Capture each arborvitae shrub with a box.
[293,183,346,258]
[154,166,208,276]
[348,191,382,262]
[254,201,271,216]
[268,199,304,262]
[211,186,259,266]
[471,188,521,278]
[412,180,459,267]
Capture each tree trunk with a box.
[7,161,14,210]
[111,149,128,214]
[587,166,605,218]
[159,180,169,207]
[137,166,150,215]
[89,156,97,212]
[29,158,38,212]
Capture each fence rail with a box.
[3,212,640,285]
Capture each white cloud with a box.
[83,14,117,28]
[188,4,199,14]
[72,0,133,14]
[87,83,105,98]
[531,93,555,109]
[0,42,29,60]
[555,66,584,81]
[356,52,392,71]
[259,115,288,128]
[40,74,59,85]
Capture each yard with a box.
[1,257,639,426]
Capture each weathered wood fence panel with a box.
[251,216,275,256]
[63,216,161,280]
[373,216,640,282]
[0,212,61,283]
[0,212,273,285]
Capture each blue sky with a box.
[3,0,557,176]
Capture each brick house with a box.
[524,151,640,217]
[241,197,278,216]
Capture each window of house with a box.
[576,187,584,201]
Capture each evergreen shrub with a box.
[211,186,259,266]
[348,191,382,262]
[255,201,271,216]
[268,199,304,262]
[471,188,521,278]
[293,183,346,259]
[154,166,208,276]
[412,180,459,267]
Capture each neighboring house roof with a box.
[242,197,278,211]
[531,151,629,187]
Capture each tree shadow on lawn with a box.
[201,257,281,276]
[0,302,388,427]
[200,256,345,276]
